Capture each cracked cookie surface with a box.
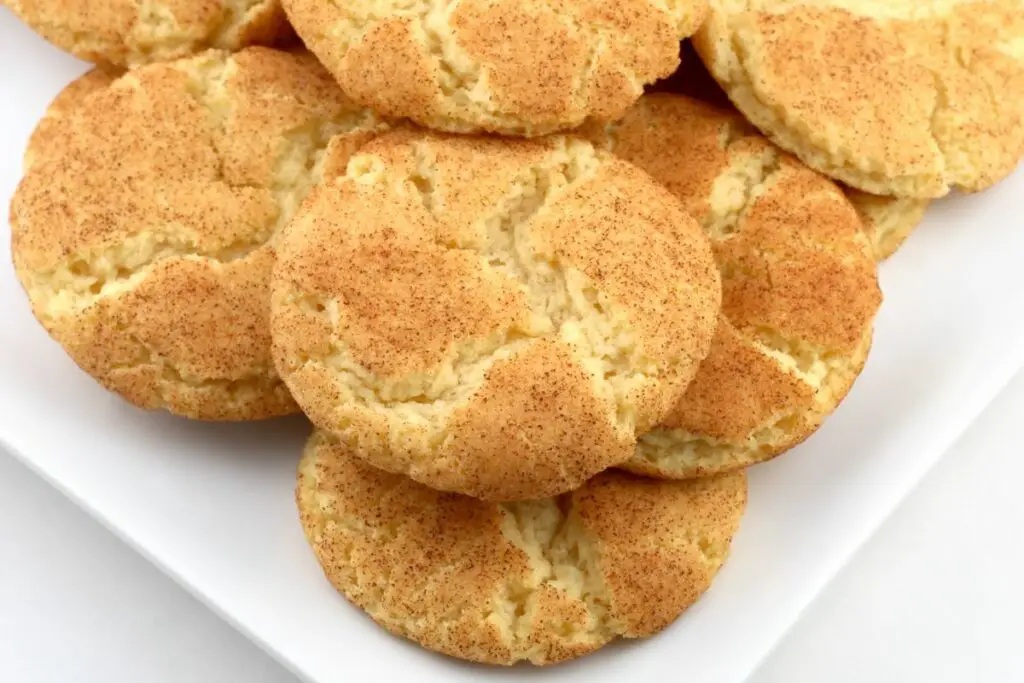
[653,53,933,262]
[585,94,881,479]
[694,0,1024,197]
[296,430,747,665]
[3,0,293,67]
[271,129,721,501]
[845,189,931,261]
[10,48,391,420]
[280,0,709,136]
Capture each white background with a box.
[2,370,1022,683]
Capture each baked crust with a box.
[281,0,709,135]
[297,430,747,665]
[271,129,721,500]
[4,0,294,67]
[845,189,931,261]
[10,48,390,420]
[584,94,881,478]
[694,0,1024,197]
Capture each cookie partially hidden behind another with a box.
[271,129,721,501]
[586,94,882,479]
[846,189,931,261]
[10,48,390,420]
[4,0,293,67]
[651,52,933,261]
[297,430,747,665]
[281,0,709,136]
[694,0,1024,198]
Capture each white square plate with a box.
[2,17,1023,683]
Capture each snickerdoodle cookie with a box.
[694,0,1024,198]
[845,189,931,261]
[297,430,747,665]
[585,94,881,479]
[280,0,709,136]
[271,129,721,501]
[3,0,292,67]
[10,48,390,420]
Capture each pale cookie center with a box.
[489,496,625,658]
[303,139,659,440]
[324,0,670,128]
[128,0,275,62]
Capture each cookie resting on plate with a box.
[584,94,882,479]
[271,129,721,500]
[10,48,391,420]
[297,430,747,665]
[694,0,1024,197]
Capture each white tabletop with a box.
[2,369,1022,683]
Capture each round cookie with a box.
[693,0,1024,198]
[585,94,882,479]
[845,189,931,261]
[10,48,390,421]
[281,0,709,136]
[271,129,721,501]
[297,430,747,666]
[4,0,292,67]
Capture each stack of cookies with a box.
[6,0,1023,667]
